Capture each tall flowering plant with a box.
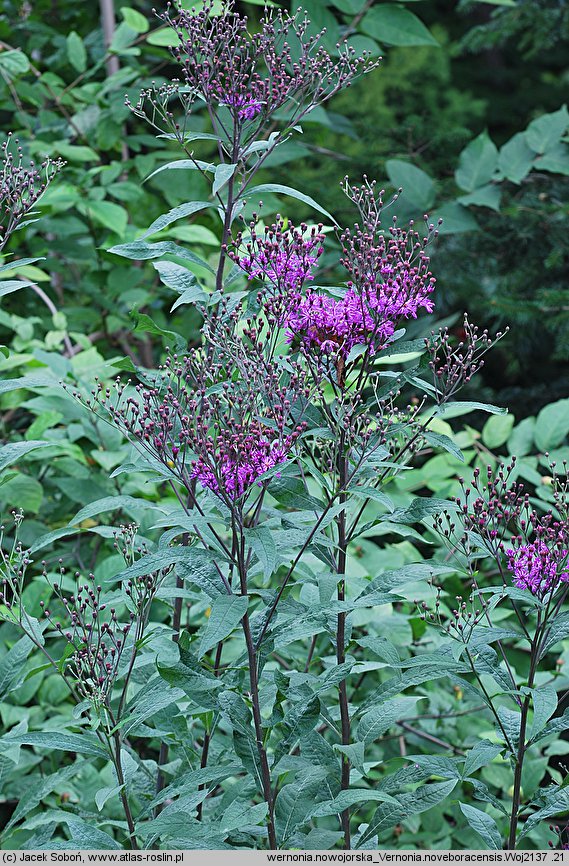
[2,0,568,853]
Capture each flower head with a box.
[191,425,292,499]
[506,540,569,597]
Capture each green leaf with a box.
[239,184,336,224]
[535,143,569,176]
[385,160,435,210]
[458,184,501,212]
[525,105,569,154]
[85,201,128,235]
[463,740,503,777]
[0,50,30,78]
[459,803,502,849]
[534,398,569,451]
[498,132,536,184]
[116,546,227,597]
[146,159,215,181]
[0,440,50,474]
[70,495,160,525]
[423,430,464,463]
[357,697,423,745]
[153,261,208,309]
[360,5,438,46]
[507,417,535,457]
[52,821,121,850]
[66,31,87,72]
[387,496,453,524]
[213,163,238,197]
[140,201,213,240]
[0,635,34,700]
[356,780,457,847]
[4,763,83,833]
[108,239,215,273]
[146,27,180,47]
[121,6,149,32]
[517,787,569,840]
[528,685,558,741]
[433,202,479,234]
[53,143,99,162]
[247,525,277,580]
[455,132,498,192]
[0,279,35,298]
[199,595,248,657]
[437,401,507,419]
[482,413,515,449]
[0,732,108,760]
[310,788,399,818]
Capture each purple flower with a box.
[506,540,569,597]
[222,93,263,121]
[191,427,292,499]
[233,219,324,294]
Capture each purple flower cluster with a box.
[191,427,291,499]
[222,94,263,121]
[506,540,569,597]
[233,218,324,294]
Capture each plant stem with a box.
[241,611,278,849]
[336,447,351,849]
[507,629,540,849]
[196,638,224,821]
[113,732,138,850]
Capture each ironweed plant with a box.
[1,0,569,853]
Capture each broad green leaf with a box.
[199,595,248,657]
[507,417,535,457]
[52,821,121,850]
[534,398,569,451]
[66,31,87,72]
[121,6,149,32]
[239,184,336,223]
[437,401,507,419]
[482,413,515,449]
[498,132,536,184]
[117,547,227,597]
[0,440,50,473]
[357,697,423,744]
[247,525,277,580]
[5,763,83,832]
[528,685,558,741]
[0,280,33,298]
[539,613,569,661]
[85,201,128,235]
[459,803,502,849]
[455,132,498,192]
[108,239,215,273]
[131,310,185,347]
[0,635,34,700]
[356,780,457,847]
[433,202,478,234]
[518,787,569,840]
[386,160,435,209]
[387,496,453,523]
[213,163,238,196]
[146,159,215,181]
[525,105,569,154]
[463,740,503,777]
[0,50,30,78]
[535,143,569,176]
[54,143,99,162]
[458,183,501,212]
[153,261,208,308]
[70,495,161,525]
[140,201,213,240]
[360,5,438,46]
[275,770,329,842]
[423,430,464,463]
[310,788,399,818]
[0,732,108,760]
